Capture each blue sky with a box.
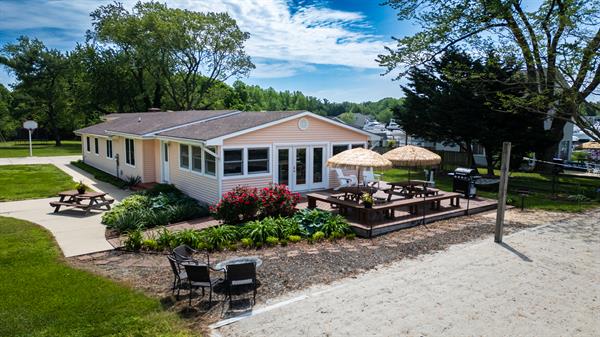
[0,0,417,103]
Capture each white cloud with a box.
[251,60,317,78]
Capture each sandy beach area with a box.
[216,210,600,337]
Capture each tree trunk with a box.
[484,147,496,176]
[538,117,568,172]
[464,140,478,172]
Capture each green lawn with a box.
[380,168,600,212]
[0,216,194,337]
[0,140,81,158]
[0,165,78,201]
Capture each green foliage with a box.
[279,239,288,247]
[312,231,325,241]
[265,236,279,246]
[293,208,334,235]
[142,239,159,251]
[241,218,279,244]
[199,225,239,251]
[275,216,307,237]
[319,214,351,237]
[345,233,356,240]
[240,237,254,248]
[124,227,143,251]
[288,235,302,243]
[102,188,207,233]
[571,151,589,162]
[156,227,176,250]
[124,175,142,187]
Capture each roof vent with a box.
[148,107,161,112]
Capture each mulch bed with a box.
[68,209,572,332]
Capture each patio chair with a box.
[167,255,187,300]
[362,169,381,188]
[334,168,358,191]
[181,262,223,307]
[172,244,209,265]
[225,262,257,305]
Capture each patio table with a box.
[384,180,437,201]
[50,190,114,214]
[214,256,263,271]
[337,186,379,202]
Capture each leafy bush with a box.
[171,229,202,249]
[293,208,334,235]
[210,186,260,225]
[275,216,306,237]
[288,235,302,243]
[312,231,325,241]
[259,184,301,218]
[240,237,253,248]
[241,218,279,244]
[142,239,158,250]
[345,233,356,240]
[199,225,239,251]
[124,175,142,187]
[156,227,175,250]
[320,214,351,237]
[102,187,208,233]
[265,236,279,246]
[329,231,345,241]
[279,239,288,247]
[124,228,143,251]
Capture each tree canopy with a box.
[379,0,600,159]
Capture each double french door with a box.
[275,145,327,191]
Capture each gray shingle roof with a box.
[157,111,304,141]
[75,110,237,136]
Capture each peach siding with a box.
[81,135,146,182]
[82,135,117,176]
[142,139,157,182]
[224,116,368,146]
[167,141,220,204]
[221,176,273,194]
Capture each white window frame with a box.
[191,145,203,173]
[125,138,135,167]
[223,148,244,177]
[179,144,190,170]
[94,138,99,155]
[86,137,91,152]
[247,147,270,175]
[204,146,217,177]
[106,139,113,159]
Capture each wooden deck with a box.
[298,187,497,237]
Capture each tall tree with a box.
[379,0,600,162]
[88,1,254,111]
[0,37,70,145]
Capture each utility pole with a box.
[495,142,511,243]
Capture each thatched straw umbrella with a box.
[581,141,600,150]
[383,145,441,180]
[327,147,392,187]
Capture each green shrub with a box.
[254,241,263,249]
[321,215,351,237]
[275,216,307,237]
[265,236,279,246]
[124,228,143,251]
[312,231,325,241]
[345,233,356,240]
[240,237,254,248]
[167,203,207,223]
[142,183,183,197]
[293,208,333,235]
[124,175,142,187]
[241,218,279,244]
[329,231,345,241]
[199,225,239,251]
[279,239,288,247]
[155,227,175,249]
[106,209,145,232]
[288,235,302,243]
[142,239,158,250]
[171,229,202,248]
[143,209,170,227]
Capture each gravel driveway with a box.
[216,210,600,337]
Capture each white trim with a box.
[106,131,148,139]
[178,143,191,171]
[205,111,379,146]
[155,135,206,146]
[221,144,273,180]
[124,138,136,167]
[105,139,114,159]
[146,111,241,136]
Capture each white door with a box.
[161,141,170,183]
[275,145,327,191]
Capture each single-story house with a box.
[75,110,379,204]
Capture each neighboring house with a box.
[75,110,379,204]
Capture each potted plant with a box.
[361,193,374,208]
[76,180,86,194]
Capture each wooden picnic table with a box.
[337,186,380,202]
[384,180,439,201]
[50,190,114,214]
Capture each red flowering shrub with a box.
[210,186,260,225]
[211,184,300,225]
[259,184,301,218]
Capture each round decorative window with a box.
[298,117,310,130]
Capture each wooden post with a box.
[495,142,511,243]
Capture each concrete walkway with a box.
[217,210,600,337]
[0,155,131,256]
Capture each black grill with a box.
[448,168,481,198]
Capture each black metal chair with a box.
[225,262,257,305]
[172,244,210,265]
[167,255,187,299]
[181,262,222,307]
